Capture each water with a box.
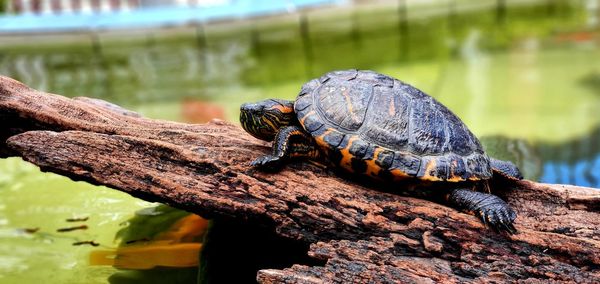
[0,0,599,282]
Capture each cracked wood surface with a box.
[1,76,599,283]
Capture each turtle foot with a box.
[477,201,518,234]
[448,189,518,235]
[250,155,284,171]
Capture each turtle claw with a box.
[476,205,517,235]
[504,223,517,235]
[479,210,490,229]
[250,155,284,171]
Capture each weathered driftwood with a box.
[1,76,599,283]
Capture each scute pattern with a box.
[407,97,447,155]
[316,80,373,131]
[390,152,421,177]
[361,87,410,149]
[296,69,493,182]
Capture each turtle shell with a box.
[294,69,492,182]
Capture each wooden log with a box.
[1,76,599,282]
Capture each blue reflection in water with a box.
[536,123,600,188]
[484,124,600,190]
[540,156,600,188]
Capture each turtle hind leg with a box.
[447,189,517,234]
[251,126,319,171]
[490,158,523,180]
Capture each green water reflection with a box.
[1,1,599,283]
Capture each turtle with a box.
[240,69,522,233]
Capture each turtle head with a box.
[240,99,296,141]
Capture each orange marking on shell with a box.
[315,129,332,148]
[341,88,360,123]
[420,159,442,181]
[339,136,357,171]
[388,99,395,116]
[390,169,411,181]
[446,174,464,182]
[446,160,464,182]
[365,147,382,177]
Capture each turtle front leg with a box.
[251,126,319,171]
[446,189,517,234]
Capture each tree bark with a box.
[1,76,599,283]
